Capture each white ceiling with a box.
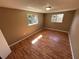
[0,0,79,13]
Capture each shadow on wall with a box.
[70,9,79,59]
[0,56,2,59]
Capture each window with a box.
[27,14,38,26]
[51,14,64,23]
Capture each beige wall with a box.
[70,9,79,59]
[0,7,76,46]
[0,7,43,45]
[44,11,75,32]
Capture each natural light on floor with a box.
[32,35,43,44]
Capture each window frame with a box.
[51,13,64,23]
[27,14,38,26]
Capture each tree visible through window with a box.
[27,14,38,26]
[51,14,64,23]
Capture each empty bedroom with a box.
[0,0,79,59]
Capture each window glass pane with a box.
[51,15,57,22]
[51,14,64,23]
[57,14,64,22]
[27,14,38,26]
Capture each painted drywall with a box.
[0,7,43,45]
[0,29,11,59]
[44,11,75,32]
[70,9,79,59]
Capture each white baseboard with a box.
[68,33,74,59]
[10,29,43,47]
[44,27,68,33]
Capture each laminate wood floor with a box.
[6,29,72,59]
